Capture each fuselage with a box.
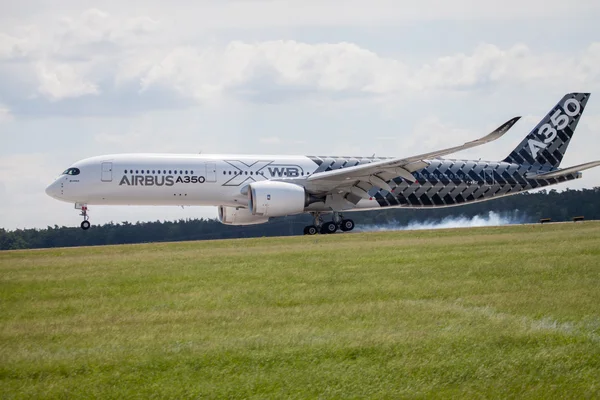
[45,153,580,212]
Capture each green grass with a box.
[1,222,600,399]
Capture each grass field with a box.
[1,222,600,399]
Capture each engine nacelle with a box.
[248,181,306,217]
[218,206,269,225]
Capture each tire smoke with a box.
[357,211,527,232]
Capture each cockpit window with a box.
[62,168,80,176]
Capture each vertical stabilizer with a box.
[504,93,590,168]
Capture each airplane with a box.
[46,93,600,235]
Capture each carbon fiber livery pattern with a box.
[504,93,589,167]
[307,155,392,172]
[306,156,578,208]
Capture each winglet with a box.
[466,116,521,146]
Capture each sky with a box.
[1,0,599,230]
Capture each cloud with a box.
[138,41,410,102]
[22,38,600,108]
[131,41,600,104]
[0,31,38,60]
[36,61,99,100]
[54,8,159,54]
[1,6,599,110]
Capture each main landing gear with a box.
[303,212,355,235]
[77,204,91,230]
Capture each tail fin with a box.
[504,93,590,168]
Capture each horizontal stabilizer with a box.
[526,160,600,179]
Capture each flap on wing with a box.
[526,160,600,179]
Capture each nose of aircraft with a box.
[45,180,62,199]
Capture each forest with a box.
[1,188,599,250]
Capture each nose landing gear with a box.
[76,203,91,230]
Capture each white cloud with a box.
[138,41,412,101]
[0,31,36,59]
[36,61,99,100]
[1,7,599,106]
[54,8,159,52]
[137,41,600,103]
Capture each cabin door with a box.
[101,162,113,182]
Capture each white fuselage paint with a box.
[46,154,381,212]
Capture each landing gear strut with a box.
[78,204,91,230]
[303,212,355,235]
[303,212,322,235]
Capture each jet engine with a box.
[218,206,269,225]
[248,181,307,217]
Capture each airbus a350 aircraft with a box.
[46,93,599,234]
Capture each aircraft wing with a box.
[302,116,521,197]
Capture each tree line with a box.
[1,188,599,250]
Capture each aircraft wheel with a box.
[340,219,355,232]
[321,221,337,234]
[306,226,318,235]
[81,220,91,230]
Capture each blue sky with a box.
[1,0,599,229]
